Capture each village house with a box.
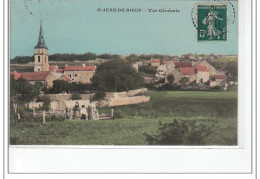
[150,58,160,67]
[11,71,70,88]
[195,65,210,83]
[63,64,96,83]
[210,75,227,87]
[180,67,196,82]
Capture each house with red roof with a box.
[63,64,96,84]
[10,71,69,88]
[180,67,196,82]
[195,65,210,83]
[173,61,192,68]
[210,74,227,87]
[150,59,160,67]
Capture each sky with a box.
[10,0,238,58]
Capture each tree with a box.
[10,76,41,103]
[167,75,175,84]
[180,77,190,84]
[50,80,70,93]
[92,59,143,92]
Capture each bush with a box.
[143,119,213,145]
[92,91,106,101]
[71,94,82,100]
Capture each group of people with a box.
[65,101,97,120]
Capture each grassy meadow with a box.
[10,90,237,145]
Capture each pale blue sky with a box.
[10,0,238,58]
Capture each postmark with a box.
[197,4,227,41]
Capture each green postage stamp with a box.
[197,4,227,41]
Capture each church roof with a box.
[34,21,48,49]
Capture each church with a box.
[11,21,96,87]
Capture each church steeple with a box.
[34,21,48,49]
[34,21,49,72]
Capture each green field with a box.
[10,91,237,145]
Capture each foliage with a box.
[10,75,41,103]
[10,56,34,64]
[97,53,120,59]
[48,81,93,94]
[37,96,51,111]
[167,75,175,84]
[92,59,143,92]
[139,65,157,75]
[92,91,106,101]
[144,119,189,145]
[71,94,82,100]
[49,53,97,62]
[49,80,69,93]
[157,83,181,91]
[180,77,190,84]
[143,119,213,145]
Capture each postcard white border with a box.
[2,0,257,177]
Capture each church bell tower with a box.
[34,21,49,72]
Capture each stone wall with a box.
[109,96,150,107]
[50,100,91,111]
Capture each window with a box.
[38,69,40,71]
[75,74,78,77]
[38,56,40,62]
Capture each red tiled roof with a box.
[62,74,72,81]
[49,65,58,71]
[64,66,96,71]
[56,69,64,73]
[151,59,160,63]
[195,65,208,72]
[163,60,174,65]
[215,75,227,79]
[173,61,192,68]
[180,67,196,75]
[11,71,50,81]
[11,72,21,80]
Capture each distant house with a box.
[11,71,67,88]
[163,60,174,65]
[151,59,160,67]
[195,65,210,83]
[63,64,96,84]
[173,61,192,68]
[165,68,183,84]
[210,75,227,87]
[194,61,216,76]
[180,67,196,82]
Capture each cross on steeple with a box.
[35,21,48,49]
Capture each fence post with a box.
[33,107,35,117]
[111,108,114,118]
[42,111,46,124]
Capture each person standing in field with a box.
[80,105,88,120]
[73,102,80,120]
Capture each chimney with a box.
[82,64,85,67]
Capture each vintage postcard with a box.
[6,0,256,175]
[9,0,238,146]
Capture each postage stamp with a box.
[197,4,227,41]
